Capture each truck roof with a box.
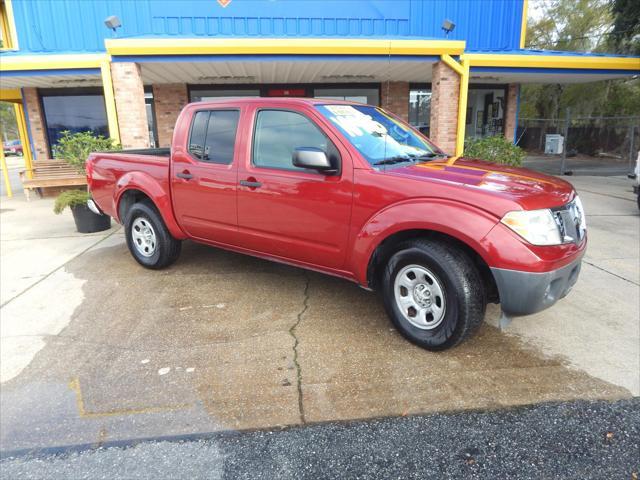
[185,97,369,109]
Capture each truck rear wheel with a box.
[125,201,181,269]
[381,239,485,351]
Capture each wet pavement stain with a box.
[0,238,631,453]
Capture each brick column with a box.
[504,84,520,143]
[23,88,49,160]
[380,81,410,122]
[429,61,460,155]
[110,62,150,149]
[152,84,189,147]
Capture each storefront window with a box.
[40,89,109,154]
[190,88,260,102]
[466,87,507,138]
[314,88,379,106]
[144,88,158,148]
[409,87,431,134]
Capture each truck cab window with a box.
[188,111,208,160]
[188,110,240,164]
[253,110,336,172]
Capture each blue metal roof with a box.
[9,0,525,54]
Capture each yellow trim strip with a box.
[519,0,528,49]
[441,54,464,75]
[0,87,20,101]
[14,102,33,179]
[100,60,120,144]
[0,53,107,71]
[105,38,466,56]
[1,0,18,50]
[0,146,11,197]
[455,56,470,157]
[466,53,640,71]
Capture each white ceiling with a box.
[470,70,635,84]
[0,60,634,89]
[140,59,435,85]
[0,73,102,89]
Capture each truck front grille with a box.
[552,198,586,244]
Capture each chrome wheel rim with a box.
[131,217,157,257]
[393,264,446,330]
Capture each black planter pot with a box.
[70,204,111,233]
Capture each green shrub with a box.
[53,190,90,214]
[464,135,525,167]
[54,131,120,173]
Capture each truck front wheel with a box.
[382,239,485,351]
[125,201,181,269]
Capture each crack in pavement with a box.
[583,260,639,286]
[289,273,310,424]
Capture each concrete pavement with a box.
[0,175,638,454]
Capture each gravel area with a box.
[2,399,639,479]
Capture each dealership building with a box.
[1,0,639,171]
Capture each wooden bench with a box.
[20,159,86,200]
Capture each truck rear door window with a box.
[188,110,240,164]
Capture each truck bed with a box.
[86,150,171,220]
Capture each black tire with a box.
[381,239,485,351]
[124,201,181,269]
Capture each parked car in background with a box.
[87,98,587,351]
[3,140,23,156]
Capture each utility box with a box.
[545,134,564,155]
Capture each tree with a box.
[520,0,640,119]
[609,0,640,54]
[0,102,19,141]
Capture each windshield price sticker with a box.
[325,106,387,138]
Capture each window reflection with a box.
[41,90,109,153]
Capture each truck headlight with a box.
[501,209,562,246]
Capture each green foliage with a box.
[464,136,525,167]
[53,190,90,215]
[610,0,640,55]
[0,102,18,140]
[54,131,120,173]
[521,0,640,120]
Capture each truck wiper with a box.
[372,156,414,166]
[416,152,449,160]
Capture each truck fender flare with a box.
[114,172,186,239]
[348,198,499,285]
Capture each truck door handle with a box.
[176,171,193,180]
[240,179,262,188]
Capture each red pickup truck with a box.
[87,98,586,351]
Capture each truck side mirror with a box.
[292,147,337,174]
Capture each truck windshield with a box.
[316,104,447,167]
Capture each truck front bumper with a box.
[490,252,584,317]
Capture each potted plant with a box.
[54,189,111,233]
[53,131,120,233]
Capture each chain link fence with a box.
[516,115,639,176]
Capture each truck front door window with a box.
[252,110,338,172]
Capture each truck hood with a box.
[388,157,575,211]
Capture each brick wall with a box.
[23,88,49,159]
[504,84,519,143]
[152,84,189,147]
[110,62,150,149]
[380,81,409,122]
[429,61,460,155]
